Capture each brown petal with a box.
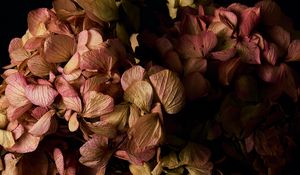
[176,34,202,59]
[179,142,211,168]
[129,163,152,175]
[184,72,210,100]
[128,104,140,128]
[155,37,173,56]
[255,0,282,26]
[121,65,146,91]
[286,40,300,62]
[128,113,163,161]
[82,91,114,118]
[79,135,112,168]
[80,47,117,73]
[163,50,183,74]
[80,75,109,95]
[100,103,129,131]
[268,25,290,51]
[184,58,207,75]
[68,112,79,132]
[124,80,153,112]
[219,57,240,85]
[44,34,75,63]
[149,70,185,114]
[27,54,54,77]
[263,42,278,65]
[210,48,236,61]
[64,52,80,74]
[257,64,281,83]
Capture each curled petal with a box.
[8,133,41,153]
[23,36,45,51]
[263,42,278,65]
[82,91,114,118]
[44,34,76,63]
[29,110,56,136]
[31,107,48,120]
[124,81,153,112]
[7,104,32,121]
[149,70,185,114]
[27,8,52,36]
[121,65,146,91]
[64,53,81,74]
[25,84,58,107]
[27,55,54,77]
[87,29,103,49]
[218,8,237,29]
[239,7,260,37]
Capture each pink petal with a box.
[237,40,261,64]
[80,47,117,73]
[8,133,41,153]
[257,64,281,83]
[218,8,238,29]
[44,34,76,63]
[286,40,300,62]
[7,104,32,121]
[8,38,23,53]
[77,30,90,55]
[210,48,236,61]
[9,48,30,65]
[82,91,114,118]
[23,37,45,51]
[29,110,56,136]
[176,34,202,59]
[54,148,65,175]
[9,123,25,140]
[239,7,260,37]
[27,8,52,36]
[27,54,54,77]
[87,29,103,49]
[200,31,218,56]
[121,65,146,91]
[181,14,202,35]
[25,84,58,107]
[31,107,48,120]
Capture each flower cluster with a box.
[0,0,299,174]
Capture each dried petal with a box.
[80,47,117,73]
[286,40,300,62]
[64,52,80,74]
[5,72,30,107]
[82,91,114,118]
[218,8,238,29]
[129,163,152,175]
[0,113,8,129]
[163,50,183,74]
[2,153,21,175]
[68,112,79,132]
[179,142,211,168]
[44,34,75,63]
[176,34,202,59]
[54,148,65,175]
[219,57,240,85]
[149,70,185,114]
[184,58,207,75]
[239,7,260,37]
[79,135,112,168]
[237,40,260,64]
[76,0,118,22]
[124,80,153,112]
[55,76,82,112]
[200,31,218,56]
[268,25,290,51]
[0,129,15,148]
[155,37,173,56]
[25,84,58,107]
[27,8,52,36]
[184,72,210,100]
[80,75,109,95]
[27,54,54,77]
[128,104,140,128]
[8,133,41,153]
[121,65,146,91]
[101,103,129,131]
[255,0,282,26]
[210,48,236,61]
[29,110,56,136]
[128,113,163,161]
[7,104,32,121]
[257,64,281,83]
[263,42,278,65]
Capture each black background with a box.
[0,0,299,68]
